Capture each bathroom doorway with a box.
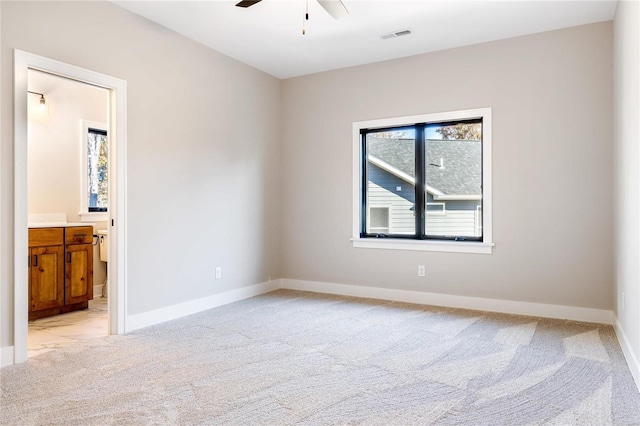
[26,69,110,358]
[12,50,127,364]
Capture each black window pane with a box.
[366,129,415,235]
[88,130,108,211]
[424,121,482,239]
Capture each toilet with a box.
[97,230,108,297]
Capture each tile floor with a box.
[28,297,109,358]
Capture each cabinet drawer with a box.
[65,226,94,245]
[29,228,64,247]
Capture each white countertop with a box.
[28,222,94,228]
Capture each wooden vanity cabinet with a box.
[28,226,94,320]
[64,227,94,305]
[28,228,64,312]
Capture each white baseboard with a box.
[614,318,640,392]
[280,279,614,325]
[93,284,104,298]
[1,346,15,368]
[126,280,281,332]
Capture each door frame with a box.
[12,49,128,363]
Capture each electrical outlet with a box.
[418,265,425,277]
[215,267,222,279]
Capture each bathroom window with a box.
[87,129,108,211]
[80,121,108,222]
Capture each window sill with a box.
[351,238,494,254]
[79,212,108,223]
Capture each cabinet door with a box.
[65,243,94,305]
[30,246,64,311]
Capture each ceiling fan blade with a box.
[317,0,349,19]
[235,0,262,8]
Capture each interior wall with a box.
[1,1,282,348]
[28,70,109,288]
[281,22,614,310]
[0,0,4,353]
[613,0,640,380]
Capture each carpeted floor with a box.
[1,289,639,425]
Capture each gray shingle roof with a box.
[367,138,481,196]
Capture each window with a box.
[368,207,390,234]
[352,108,493,254]
[426,202,445,215]
[87,128,108,212]
[80,121,108,222]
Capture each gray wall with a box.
[0,2,621,357]
[613,0,640,378]
[281,22,614,309]
[1,1,282,347]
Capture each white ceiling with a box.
[114,0,617,79]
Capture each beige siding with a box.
[368,182,414,234]
[367,164,481,236]
[426,210,479,237]
[367,163,414,234]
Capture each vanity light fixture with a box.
[28,91,47,113]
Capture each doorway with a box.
[26,69,110,357]
[12,50,127,364]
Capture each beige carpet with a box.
[1,289,639,425]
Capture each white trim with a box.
[614,318,640,392]
[94,284,105,298]
[0,4,2,370]
[637,1,640,397]
[11,50,128,366]
[355,109,492,131]
[1,346,15,368]
[126,280,281,332]
[352,107,493,254]
[13,51,29,365]
[368,205,390,234]
[351,238,494,254]
[80,120,108,219]
[280,279,614,324]
[475,205,483,237]
[433,194,482,201]
[107,71,128,335]
[426,202,446,215]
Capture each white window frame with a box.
[80,120,108,222]
[368,206,391,234]
[352,107,494,254]
[475,205,483,237]
[426,202,446,215]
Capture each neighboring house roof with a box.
[367,156,445,197]
[367,138,481,198]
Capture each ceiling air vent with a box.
[380,29,412,40]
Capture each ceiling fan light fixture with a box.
[317,0,349,20]
[235,0,348,35]
[235,0,262,8]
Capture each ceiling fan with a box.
[235,0,349,33]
